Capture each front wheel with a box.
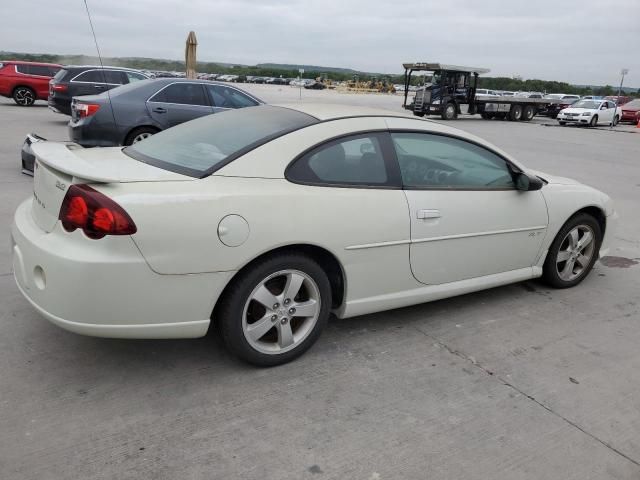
[558,121,566,126]
[542,213,602,288]
[441,102,457,120]
[589,115,598,127]
[13,87,36,106]
[218,253,332,366]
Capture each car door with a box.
[388,130,548,285]
[204,83,260,113]
[146,82,213,128]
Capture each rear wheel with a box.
[13,87,36,106]
[612,115,619,126]
[589,115,598,127]
[522,105,535,121]
[542,213,602,288]
[218,253,332,366]
[508,104,523,121]
[125,126,159,146]
[441,102,457,120]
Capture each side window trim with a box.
[147,82,212,107]
[70,69,121,85]
[285,130,402,189]
[388,129,519,191]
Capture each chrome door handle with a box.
[417,209,441,219]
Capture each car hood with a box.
[32,141,192,183]
[560,107,596,115]
[528,169,581,186]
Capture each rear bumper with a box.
[68,120,122,147]
[47,96,70,115]
[11,198,234,339]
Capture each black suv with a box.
[48,66,149,115]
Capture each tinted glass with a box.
[206,84,258,108]
[53,68,68,81]
[391,132,514,189]
[287,134,389,186]
[15,64,31,75]
[124,106,317,177]
[125,71,147,83]
[151,83,208,106]
[624,99,640,109]
[30,65,53,76]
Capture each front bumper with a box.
[11,198,234,339]
[557,114,591,124]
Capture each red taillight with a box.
[59,185,136,239]
[51,83,67,92]
[75,102,100,118]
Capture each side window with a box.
[125,71,147,83]
[150,83,208,106]
[30,65,53,76]
[15,64,31,75]
[206,85,258,108]
[391,132,514,189]
[103,70,125,84]
[287,133,390,186]
[73,70,104,82]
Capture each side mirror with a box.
[516,172,544,191]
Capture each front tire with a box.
[542,213,602,289]
[218,253,332,366]
[441,102,457,120]
[558,121,566,126]
[13,87,36,106]
[589,115,598,127]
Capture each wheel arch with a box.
[573,205,606,237]
[12,84,36,95]
[211,243,346,327]
[123,124,161,145]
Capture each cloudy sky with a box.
[2,0,639,86]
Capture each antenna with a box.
[82,0,119,132]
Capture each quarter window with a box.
[150,83,209,106]
[391,132,515,189]
[287,133,390,186]
[125,71,147,83]
[206,84,258,108]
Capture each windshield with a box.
[124,106,318,177]
[572,100,600,109]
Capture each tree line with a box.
[1,51,636,97]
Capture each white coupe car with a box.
[557,99,622,127]
[12,104,616,365]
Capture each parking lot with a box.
[1,87,640,479]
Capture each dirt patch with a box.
[600,256,639,268]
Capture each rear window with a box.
[624,99,640,108]
[124,106,318,177]
[53,68,68,82]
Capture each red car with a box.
[604,95,632,106]
[0,60,62,106]
[620,99,640,124]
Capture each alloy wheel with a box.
[14,88,35,106]
[133,132,153,143]
[242,269,321,354]
[555,225,596,282]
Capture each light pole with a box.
[611,68,629,129]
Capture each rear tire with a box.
[589,115,598,127]
[124,126,159,146]
[13,87,36,106]
[612,115,619,126]
[508,104,523,121]
[217,253,332,366]
[542,213,602,289]
[522,105,535,121]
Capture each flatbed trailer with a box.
[402,62,562,121]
